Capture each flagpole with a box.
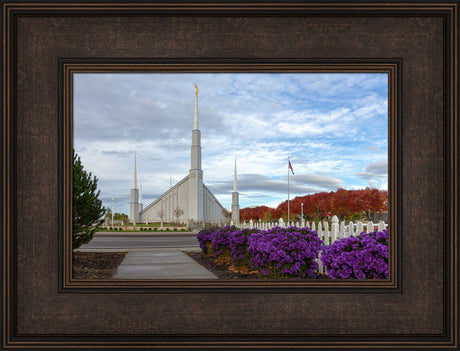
[288,157,290,223]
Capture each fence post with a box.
[324,221,330,245]
[367,221,374,233]
[378,221,385,231]
[348,221,354,236]
[317,221,322,244]
[331,215,339,242]
[357,221,364,235]
[339,220,345,239]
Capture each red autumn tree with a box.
[239,188,388,222]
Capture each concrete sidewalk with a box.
[111,248,218,279]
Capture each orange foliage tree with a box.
[239,188,388,222]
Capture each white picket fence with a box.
[237,215,387,236]
[235,215,387,276]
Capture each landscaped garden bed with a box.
[195,225,389,280]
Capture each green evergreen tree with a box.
[73,150,105,249]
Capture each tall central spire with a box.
[194,84,199,130]
[190,85,202,170]
[189,84,204,221]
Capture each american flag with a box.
[288,160,295,174]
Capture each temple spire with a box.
[189,84,204,221]
[194,84,199,130]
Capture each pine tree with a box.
[73,150,105,249]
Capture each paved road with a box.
[79,234,200,249]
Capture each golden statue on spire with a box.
[195,84,199,97]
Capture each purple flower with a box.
[197,225,237,258]
[247,226,323,279]
[320,230,389,279]
[228,228,259,268]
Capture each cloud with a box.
[356,161,388,188]
[291,174,343,189]
[357,161,388,180]
[74,73,389,214]
[206,173,341,199]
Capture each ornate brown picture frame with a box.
[2,1,458,349]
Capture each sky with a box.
[73,73,388,215]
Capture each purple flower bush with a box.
[228,228,259,269]
[247,226,323,279]
[320,230,389,279]
[196,227,216,255]
[197,225,236,258]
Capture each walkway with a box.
[111,248,218,279]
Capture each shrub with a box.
[196,227,217,255]
[228,228,259,269]
[197,225,237,259]
[247,226,323,279]
[320,230,389,279]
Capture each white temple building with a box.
[129,86,239,226]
